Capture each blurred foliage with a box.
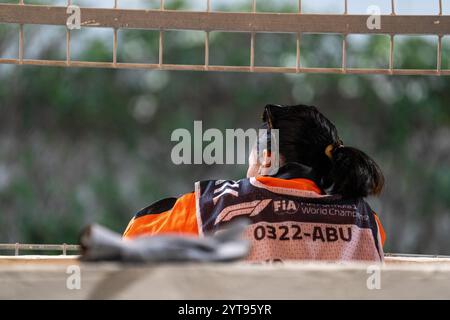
[0,0,449,254]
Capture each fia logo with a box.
[273,200,298,214]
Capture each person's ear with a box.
[261,149,272,168]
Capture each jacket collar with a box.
[271,162,321,183]
[255,162,324,195]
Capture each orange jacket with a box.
[123,176,386,246]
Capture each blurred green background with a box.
[0,0,449,255]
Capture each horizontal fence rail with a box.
[384,253,450,259]
[1,5,450,34]
[0,243,81,256]
[0,243,449,259]
[0,1,449,75]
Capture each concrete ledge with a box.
[1,256,449,299]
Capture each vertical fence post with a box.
[342,0,348,73]
[18,0,24,64]
[250,0,256,71]
[66,0,72,66]
[296,0,302,73]
[159,0,165,69]
[204,0,211,70]
[113,0,118,67]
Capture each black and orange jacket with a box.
[123,163,386,262]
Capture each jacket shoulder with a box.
[134,197,178,218]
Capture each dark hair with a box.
[262,104,384,199]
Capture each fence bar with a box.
[112,0,118,66]
[296,1,301,72]
[205,32,209,69]
[2,242,448,258]
[342,0,348,73]
[18,1,24,64]
[250,34,255,70]
[204,0,210,69]
[158,0,165,68]
[250,0,256,71]
[1,5,450,35]
[19,24,23,63]
[342,34,347,72]
[296,33,301,72]
[437,35,442,72]
[0,59,447,75]
[159,31,164,67]
[342,0,348,72]
[0,243,81,255]
[113,29,118,66]
[389,35,394,73]
[65,0,71,65]
[1,3,450,76]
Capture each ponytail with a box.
[328,146,384,198]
